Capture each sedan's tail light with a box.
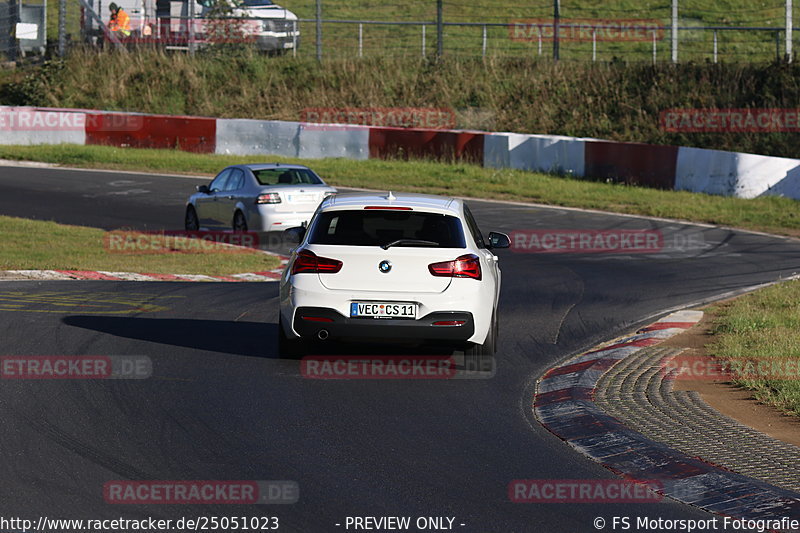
[291,249,343,275]
[428,254,482,280]
[256,193,281,204]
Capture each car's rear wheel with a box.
[185,206,199,231]
[233,210,248,232]
[464,311,497,370]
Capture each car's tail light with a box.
[301,316,334,322]
[256,193,281,204]
[291,249,343,275]
[432,320,466,326]
[428,254,482,280]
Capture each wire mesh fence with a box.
[0,0,798,62]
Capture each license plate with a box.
[287,194,314,203]
[350,302,417,319]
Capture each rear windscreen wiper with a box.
[380,239,440,250]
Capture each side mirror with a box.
[284,226,306,245]
[487,231,510,250]
[196,185,210,194]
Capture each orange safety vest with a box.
[109,8,131,36]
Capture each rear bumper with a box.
[292,306,474,343]
[249,206,314,232]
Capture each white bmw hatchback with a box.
[278,192,510,357]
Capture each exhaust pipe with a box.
[317,329,329,341]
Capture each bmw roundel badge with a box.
[378,260,392,273]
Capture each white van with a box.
[185,0,300,52]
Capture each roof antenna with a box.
[386,191,396,201]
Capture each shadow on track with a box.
[62,316,279,358]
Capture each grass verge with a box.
[0,215,281,276]
[708,279,800,417]
[1,143,799,237]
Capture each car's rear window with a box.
[253,168,322,186]
[308,210,466,248]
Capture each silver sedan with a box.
[185,164,337,232]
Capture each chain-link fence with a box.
[1,0,798,62]
[290,0,798,62]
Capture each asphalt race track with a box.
[1,164,799,532]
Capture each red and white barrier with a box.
[2,105,799,201]
[215,118,300,157]
[214,119,370,160]
[298,123,370,160]
[484,133,585,177]
[675,146,800,199]
[0,107,87,146]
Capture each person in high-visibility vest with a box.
[108,3,131,37]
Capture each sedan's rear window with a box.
[308,210,466,248]
[253,168,322,186]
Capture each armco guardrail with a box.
[1,105,799,200]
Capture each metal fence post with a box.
[422,24,426,57]
[358,22,362,57]
[591,28,596,61]
[538,31,542,55]
[188,0,195,56]
[292,19,297,57]
[59,0,67,57]
[553,0,559,61]
[436,0,442,58]
[481,24,486,57]
[713,29,718,63]
[787,0,793,62]
[671,0,678,63]
[652,29,657,64]
[7,0,18,61]
[315,0,322,61]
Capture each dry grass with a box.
[709,280,800,417]
[6,50,800,158]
